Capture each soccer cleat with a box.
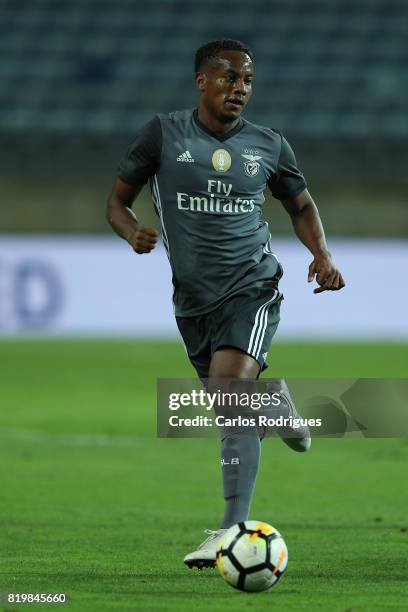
[262,379,311,452]
[183,529,228,569]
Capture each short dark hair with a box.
[195,39,253,72]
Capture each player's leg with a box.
[184,348,260,568]
[208,348,262,530]
[179,292,310,568]
[261,379,311,452]
[212,287,311,451]
[176,315,228,568]
[208,347,260,378]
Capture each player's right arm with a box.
[106,116,162,254]
[106,179,159,254]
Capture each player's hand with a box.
[307,253,345,294]
[128,225,159,254]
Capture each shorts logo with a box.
[242,153,262,177]
[212,149,231,173]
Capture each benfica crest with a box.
[242,153,262,177]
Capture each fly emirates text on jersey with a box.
[177,180,256,214]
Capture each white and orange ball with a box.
[216,520,288,592]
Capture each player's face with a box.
[196,51,253,122]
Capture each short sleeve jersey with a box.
[118,109,306,317]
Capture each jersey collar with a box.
[193,109,245,142]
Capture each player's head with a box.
[195,39,254,123]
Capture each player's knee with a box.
[209,347,260,379]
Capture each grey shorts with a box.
[176,280,283,379]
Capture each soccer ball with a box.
[216,520,288,592]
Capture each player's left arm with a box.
[280,188,345,294]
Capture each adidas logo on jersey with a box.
[177,150,195,163]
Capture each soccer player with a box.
[106,39,345,568]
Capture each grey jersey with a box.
[118,109,306,316]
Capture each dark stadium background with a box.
[1,1,407,610]
[1,0,407,236]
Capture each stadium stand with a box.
[0,0,407,137]
[1,0,407,236]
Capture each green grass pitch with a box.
[0,341,407,611]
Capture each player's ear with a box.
[196,72,207,92]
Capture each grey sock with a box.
[220,433,261,529]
